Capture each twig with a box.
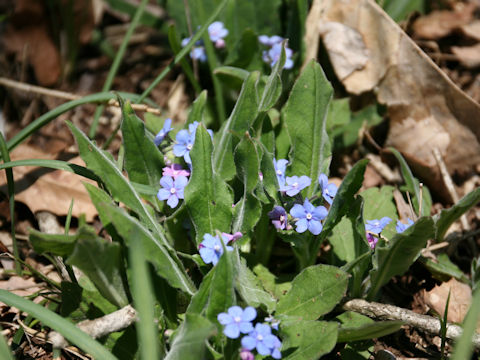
[0,77,161,114]
[48,304,138,349]
[343,299,480,348]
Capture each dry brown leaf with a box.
[0,144,98,221]
[422,278,471,324]
[0,276,42,297]
[412,3,476,40]
[460,20,480,41]
[305,0,480,199]
[451,43,480,69]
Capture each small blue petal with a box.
[295,218,308,233]
[290,204,306,219]
[241,336,257,350]
[224,323,240,339]
[167,195,179,208]
[308,220,322,235]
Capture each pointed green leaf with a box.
[184,125,233,245]
[233,250,276,313]
[276,264,348,320]
[164,314,216,360]
[29,229,77,257]
[213,71,260,180]
[420,253,469,283]
[337,311,403,342]
[120,100,164,187]
[282,320,338,360]
[94,200,196,295]
[435,187,480,241]
[258,46,285,112]
[66,227,128,308]
[282,60,333,197]
[66,122,164,238]
[0,290,116,360]
[187,90,207,125]
[368,217,435,300]
[232,135,262,233]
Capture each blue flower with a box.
[241,323,282,358]
[154,118,173,146]
[273,158,288,188]
[396,218,414,233]
[217,306,256,339]
[258,35,284,46]
[173,129,195,164]
[290,199,327,235]
[280,175,311,197]
[157,175,188,208]
[318,173,338,205]
[263,43,293,69]
[208,21,228,48]
[365,217,392,234]
[181,37,207,62]
[268,206,289,230]
[198,233,233,266]
[264,315,280,330]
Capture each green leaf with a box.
[336,311,403,342]
[67,122,164,238]
[213,71,260,180]
[361,186,398,240]
[187,91,208,125]
[276,264,348,320]
[258,46,285,112]
[329,197,369,263]
[164,314,216,360]
[91,197,196,295]
[420,253,469,283]
[213,66,250,82]
[341,252,372,298]
[368,217,435,300]
[315,159,368,253]
[120,100,164,187]
[128,232,160,360]
[282,320,338,360]
[282,60,333,197]
[186,270,214,316]
[435,187,480,241]
[253,264,292,300]
[0,290,117,360]
[185,125,233,245]
[232,135,262,233]
[29,229,77,257]
[66,227,128,308]
[326,98,350,131]
[389,147,431,216]
[0,327,14,360]
[232,250,276,313]
[224,28,259,69]
[205,249,235,322]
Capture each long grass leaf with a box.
[0,290,116,360]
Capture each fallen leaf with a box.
[305,0,480,199]
[460,20,480,41]
[451,43,480,69]
[412,3,476,40]
[423,278,471,324]
[0,144,98,221]
[0,276,42,298]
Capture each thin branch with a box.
[343,299,480,348]
[48,304,138,349]
[0,77,161,115]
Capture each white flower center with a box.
[279,215,285,222]
[234,316,242,323]
[292,182,298,188]
[276,169,282,176]
[187,144,193,150]
[257,334,263,341]
[306,213,312,220]
[170,188,176,194]
[214,244,221,252]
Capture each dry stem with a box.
[343,299,480,348]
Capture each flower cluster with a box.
[365,217,415,249]
[269,158,337,235]
[258,35,294,69]
[198,232,241,265]
[218,306,282,359]
[181,21,229,62]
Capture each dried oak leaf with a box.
[305,0,480,199]
[0,144,97,221]
[451,43,480,69]
[422,278,471,324]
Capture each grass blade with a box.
[0,132,21,274]
[0,290,117,360]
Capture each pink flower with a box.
[222,232,243,243]
[367,233,378,249]
[162,164,190,178]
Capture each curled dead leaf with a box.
[305,0,480,199]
